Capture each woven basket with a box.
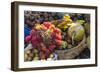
[54,36,87,60]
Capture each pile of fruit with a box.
[24,11,63,28]
[25,22,62,61]
[24,13,90,61]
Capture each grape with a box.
[33,57,39,60]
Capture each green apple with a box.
[61,41,68,49]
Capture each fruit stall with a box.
[24,11,90,61]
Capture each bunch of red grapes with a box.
[25,22,62,60]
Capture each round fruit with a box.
[25,35,31,43]
[34,49,38,53]
[25,49,31,54]
[49,54,54,58]
[49,45,56,51]
[61,41,68,49]
[55,39,62,46]
[33,57,39,60]
[25,22,62,60]
[43,22,51,29]
[68,23,85,42]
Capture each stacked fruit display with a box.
[24,12,90,61]
[25,22,62,61]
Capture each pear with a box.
[68,23,85,42]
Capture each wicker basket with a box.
[54,36,87,60]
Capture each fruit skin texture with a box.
[25,22,62,60]
[68,23,85,42]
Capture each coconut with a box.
[68,23,85,43]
